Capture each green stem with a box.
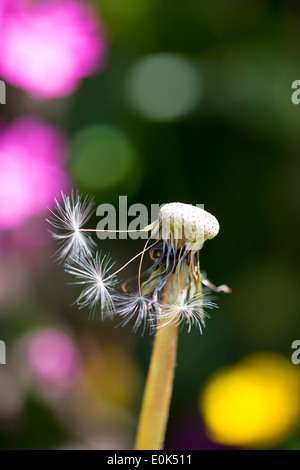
[134,265,189,450]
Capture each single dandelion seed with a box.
[160,292,217,333]
[47,192,96,262]
[64,252,117,319]
[115,293,154,335]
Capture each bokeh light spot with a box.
[0,117,69,229]
[200,353,300,448]
[70,124,138,190]
[125,53,201,121]
[0,0,107,99]
[27,328,80,392]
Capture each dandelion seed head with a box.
[47,192,96,261]
[159,202,219,247]
[47,192,227,333]
[64,252,117,319]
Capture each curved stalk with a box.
[134,264,190,450]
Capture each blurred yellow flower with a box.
[200,353,300,448]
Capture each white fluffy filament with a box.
[65,252,117,319]
[47,192,96,261]
[159,293,217,333]
[115,294,153,334]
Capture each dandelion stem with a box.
[134,263,190,450]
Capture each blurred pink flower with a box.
[0,0,107,99]
[0,116,70,229]
[27,328,80,390]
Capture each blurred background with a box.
[1,0,300,450]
